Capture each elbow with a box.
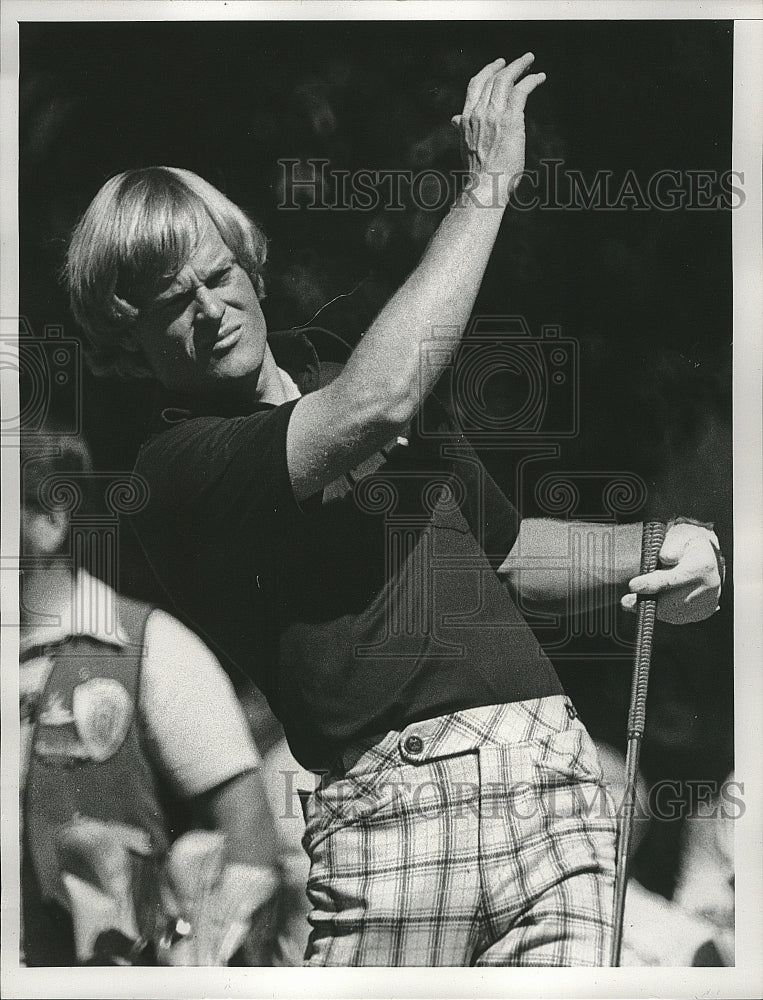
[502,569,544,612]
[337,372,419,436]
[380,382,419,430]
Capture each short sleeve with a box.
[135,398,302,522]
[139,609,261,799]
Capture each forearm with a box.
[335,196,506,425]
[335,53,542,425]
[499,518,643,613]
[287,197,507,499]
[194,768,279,870]
[163,771,282,966]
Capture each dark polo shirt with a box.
[130,329,562,769]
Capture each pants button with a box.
[403,734,424,755]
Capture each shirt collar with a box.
[20,569,128,656]
[151,329,322,426]
[269,328,322,392]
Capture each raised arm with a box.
[286,53,546,500]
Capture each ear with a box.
[117,309,146,353]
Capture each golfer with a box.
[65,54,723,965]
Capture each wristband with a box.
[672,515,715,533]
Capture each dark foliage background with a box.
[20,19,734,897]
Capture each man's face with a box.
[130,225,268,393]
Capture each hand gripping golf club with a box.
[610,519,667,967]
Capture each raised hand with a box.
[451,53,546,208]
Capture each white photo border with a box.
[1,3,761,998]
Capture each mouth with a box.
[210,326,242,356]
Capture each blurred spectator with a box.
[20,429,283,965]
[672,772,735,965]
[595,743,735,966]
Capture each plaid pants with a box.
[301,695,617,966]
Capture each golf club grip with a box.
[628,520,667,738]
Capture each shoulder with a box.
[137,413,239,469]
[135,415,229,496]
[134,402,300,514]
[138,609,260,797]
[142,608,221,674]
[139,609,246,742]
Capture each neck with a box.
[254,347,299,405]
[190,345,297,408]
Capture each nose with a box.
[194,285,225,324]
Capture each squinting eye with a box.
[208,267,233,289]
[156,290,193,315]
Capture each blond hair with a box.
[65,167,268,380]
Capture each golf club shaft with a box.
[610,519,667,967]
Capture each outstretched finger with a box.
[463,57,507,114]
[485,52,537,107]
[508,71,547,111]
[628,566,695,596]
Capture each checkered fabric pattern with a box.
[301,695,617,966]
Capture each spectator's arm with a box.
[190,768,278,870]
[140,609,279,871]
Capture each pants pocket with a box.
[534,723,606,787]
[301,759,403,855]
